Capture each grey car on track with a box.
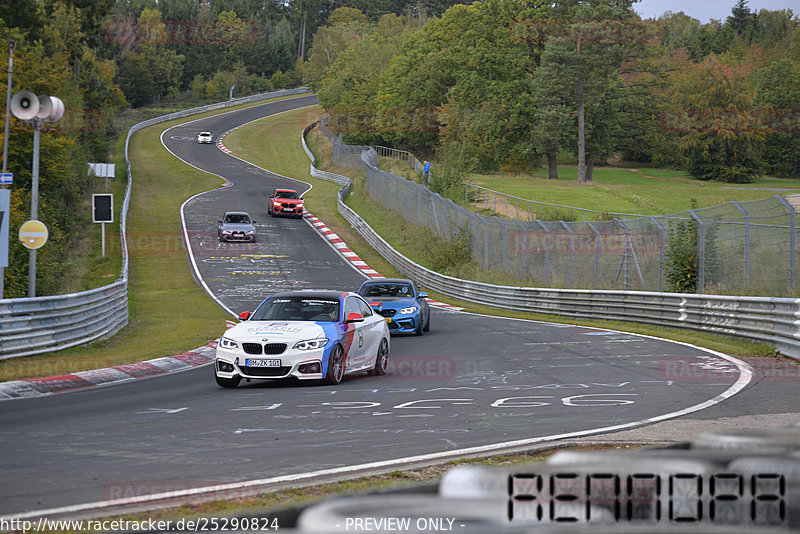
[218,211,256,242]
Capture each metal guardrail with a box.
[302,122,800,361]
[0,88,309,360]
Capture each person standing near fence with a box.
[423,160,431,184]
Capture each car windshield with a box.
[200,132,211,136]
[250,297,340,322]
[276,191,299,199]
[224,214,251,224]
[359,283,413,298]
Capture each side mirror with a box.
[418,292,428,299]
[345,312,364,324]
[218,220,222,224]
[238,311,251,321]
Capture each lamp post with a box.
[10,90,64,297]
[0,38,15,299]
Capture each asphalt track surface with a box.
[0,96,756,516]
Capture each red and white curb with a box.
[302,212,462,311]
[0,343,217,401]
[304,212,382,278]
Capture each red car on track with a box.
[268,189,304,219]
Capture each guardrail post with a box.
[731,201,750,289]
[777,196,796,290]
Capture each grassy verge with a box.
[465,166,800,217]
[0,96,304,383]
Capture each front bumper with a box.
[215,347,323,381]
[271,204,304,217]
[219,232,255,242]
[379,312,420,334]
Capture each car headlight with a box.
[399,306,418,315]
[245,229,255,234]
[219,336,238,350]
[293,338,329,351]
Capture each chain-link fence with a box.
[320,118,799,295]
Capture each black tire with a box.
[215,373,240,388]
[423,311,430,332]
[323,344,345,385]
[414,316,423,336]
[369,338,389,376]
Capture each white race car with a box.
[197,131,213,144]
[215,290,390,387]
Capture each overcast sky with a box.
[634,0,797,23]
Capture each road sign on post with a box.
[93,193,113,257]
[0,172,11,185]
[89,163,115,192]
[93,193,113,223]
[19,219,48,249]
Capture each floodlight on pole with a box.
[10,90,65,297]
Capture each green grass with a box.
[467,166,800,217]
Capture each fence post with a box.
[777,196,796,290]
[559,221,574,287]
[586,221,600,288]
[501,219,508,271]
[431,194,442,237]
[731,201,750,289]
[648,216,666,292]
[484,216,490,269]
[537,220,550,284]
[688,210,706,292]
[517,220,527,279]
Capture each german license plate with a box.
[282,208,294,212]
[245,359,281,367]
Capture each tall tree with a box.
[727,0,755,41]
[667,53,764,182]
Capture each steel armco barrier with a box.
[303,121,800,362]
[0,88,309,359]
